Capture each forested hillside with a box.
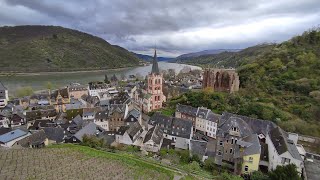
[0,25,142,72]
[179,44,275,68]
[169,29,320,137]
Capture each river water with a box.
[0,62,201,96]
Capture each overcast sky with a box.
[1,0,320,57]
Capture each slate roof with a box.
[83,108,96,117]
[43,127,64,143]
[109,104,126,114]
[0,127,11,136]
[16,130,47,147]
[127,122,142,140]
[269,127,302,161]
[0,129,29,143]
[143,125,163,144]
[73,122,102,142]
[217,116,252,138]
[111,74,118,82]
[26,109,57,121]
[238,134,261,156]
[151,49,160,74]
[221,112,276,135]
[116,126,130,135]
[0,81,7,90]
[149,113,193,139]
[28,120,55,130]
[176,104,198,116]
[95,109,109,119]
[190,140,207,157]
[125,114,139,123]
[129,109,140,119]
[72,115,83,127]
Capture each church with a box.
[135,49,166,113]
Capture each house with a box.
[0,82,9,108]
[175,104,220,138]
[50,88,70,112]
[142,125,164,152]
[0,113,9,128]
[110,74,119,86]
[149,113,193,150]
[82,108,96,121]
[115,122,143,145]
[0,127,11,135]
[26,109,57,122]
[43,127,64,143]
[94,109,109,131]
[68,83,88,99]
[88,82,110,97]
[0,129,31,147]
[235,134,261,175]
[10,113,26,127]
[66,122,103,143]
[266,127,304,174]
[28,120,55,131]
[189,140,208,161]
[14,130,48,148]
[108,104,128,132]
[80,94,100,108]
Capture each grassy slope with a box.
[169,30,320,137]
[0,25,142,72]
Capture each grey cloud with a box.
[1,0,320,56]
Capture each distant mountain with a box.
[175,49,241,61]
[178,44,274,68]
[133,52,174,62]
[0,25,142,72]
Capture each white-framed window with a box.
[230,148,233,154]
[244,166,248,172]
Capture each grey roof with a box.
[127,122,142,140]
[95,109,109,119]
[238,134,261,156]
[72,115,83,127]
[143,125,163,144]
[73,122,102,142]
[129,109,140,119]
[109,104,126,114]
[221,112,276,135]
[125,114,138,123]
[0,129,28,143]
[43,127,64,143]
[28,120,55,130]
[149,113,193,139]
[83,108,96,117]
[190,140,207,157]
[217,116,252,138]
[66,103,83,110]
[0,81,7,90]
[176,104,198,116]
[151,49,160,74]
[116,126,130,135]
[269,127,303,161]
[16,130,47,147]
[0,127,12,136]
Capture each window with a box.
[218,150,222,156]
[244,166,248,172]
[281,157,291,164]
[235,139,238,144]
[230,148,233,154]
[249,157,253,161]
[231,138,234,144]
[219,141,223,146]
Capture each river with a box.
[0,62,201,96]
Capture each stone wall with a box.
[203,68,240,93]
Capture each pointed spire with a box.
[151,48,160,74]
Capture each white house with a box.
[94,109,109,131]
[142,125,164,152]
[0,82,9,109]
[0,114,9,128]
[266,127,304,174]
[115,122,143,145]
[0,129,31,148]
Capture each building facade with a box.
[202,68,240,93]
[0,82,9,109]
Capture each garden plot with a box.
[0,147,172,180]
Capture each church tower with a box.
[147,49,165,111]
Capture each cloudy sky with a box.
[1,0,320,57]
